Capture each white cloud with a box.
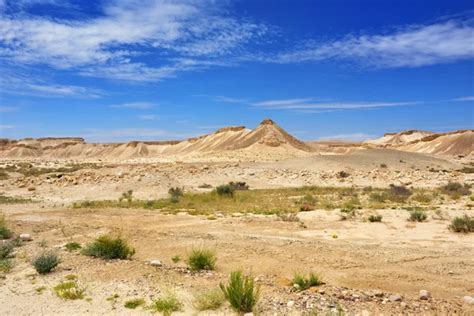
[252,99,418,110]
[0,124,15,130]
[0,0,266,81]
[138,114,159,120]
[452,96,474,101]
[252,98,315,107]
[109,102,156,109]
[271,18,474,68]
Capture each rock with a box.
[463,296,474,304]
[419,290,430,300]
[19,233,32,241]
[400,302,407,308]
[287,300,295,308]
[149,260,162,267]
[389,294,402,302]
[244,313,253,316]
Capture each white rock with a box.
[149,260,162,267]
[419,290,430,300]
[463,296,474,304]
[389,294,402,302]
[19,233,32,241]
[287,300,295,308]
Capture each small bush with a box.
[369,192,387,203]
[119,190,133,203]
[53,281,85,300]
[193,288,225,311]
[32,252,60,274]
[277,211,300,222]
[65,242,82,251]
[228,181,249,190]
[187,248,216,271]
[411,193,433,203]
[387,184,412,202]
[0,214,12,239]
[449,215,474,233]
[337,171,350,178]
[368,214,383,222]
[293,272,322,291]
[380,163,387,168]
[168,187,184,203]
[216,184,235,197]
[171,255,181,263]
[0,258,13,272]
[440,182,471,196]
[220,271,260,313]
[124,298,145,309]
[0,242,14,259]
[82,235,135,260]
[148,291,182,315]
[408,209,427,222]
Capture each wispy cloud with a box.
[0,124,15,130]
[137,114,159,120]
[269,17,474,68]
[252,99,418,110]
[451,96,474,101]
[109,102,156,109]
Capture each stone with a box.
[149,260,162,267]
[19,233,32,241]
[389,294,402,302]
[463,296,474,304]
[419,290,430,300]
[287,300,295,308]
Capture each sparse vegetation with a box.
[0,163,97,178]
[0,259,13,272]
[0,242,14,259]
[32,252,60,274]
[440,182,471,197]
[193,288,225,311]
[459,166,474,174]
[449,215,474,233]
[124,298,145,309]
[119,190,133,203]
[187,247,216,271]
[148,290,183,315]
[337,171,350,178]
[53,281,85,300]
[171,255,181,263]
[216,184,235,197]
[168,187,184,203]
[82,235,135,260]
[368,214,383,222]
[0,214,12,239]
[0,194,32,204]
[65,242,82,251]
[387,184,412,202]
[292,272,323,291]
[228,181,249,190]
[411,192,433,203]
[220,270,260,313]
[408,209,428,222]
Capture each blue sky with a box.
[0,0,473,142]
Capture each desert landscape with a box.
[1,119,473,315]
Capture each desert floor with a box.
[0,149,473,315]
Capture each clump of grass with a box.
[411,192,433,203]
[0,194,32,205]
[387,184,412,202]
[0,259,13,272]
[0,214,12,239]
[124,298,145,309]
[32,252,60,274]
[292,272,322,291]
[369,192,387,203]
[171,255,181,263]
[277,211,300,222]
[64,274,78,281]
[168,187,184,203]
[216,184,235,197]
[440,182,471,197]
[65,242,81,251]
[408,209,428,222]
[0,242,14,259]
[187,248,216,271]
[53,281,85,300]
[220,271,260,313]
[148,290,183,316]
[368,214,383,222]
[119,190,133,203]
[35,286,47,294]
[81,235,135,260]
[449,215,474,233]
[193,288,225,311]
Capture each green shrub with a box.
[216,184,235,197]
[119,190,133,203]
[0,214,12,239]
[0,242,14,259]
[187,248,216,271]
[0,258,13,272]
[369,192,387,203]
[171,255,181,263]
[148,291,182,316]
[292,272,322,291]
[124,298,145,309]
[368,214,382,222]
[411,193,433,203]
[449,215,474,233]
[32,252,60,274]
[440,182,471,196]
[65,242,82,251]
[408,209,427,222]
[168,187,184,203]
[193,288,225,311]
[53,281,85,300]
[228,181,249,190]
[82,235,135,260]
[220,271,260,313]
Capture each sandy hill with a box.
[365,130,434,146]
[0,119,312,160]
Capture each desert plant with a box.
[53,281,85,300]
[193,288,225,311]
[65,242,82,251]
[449,215,474,233]
[216,184,235,197]
[228,181,249,190]
[440,182,471,196]
[171,255,181,263]
[187,248,216,271]
[119,190,133,203]
[124,298,145,309]
[82,235,135,260]
[148,290,182,315]
[336,171,350,178]
[292,272,323,291]
[368,214,383,222]
[411,193,433,203]
[168,187,184,203]
[387,184,412,202]
[32,252,60,274]
[369,192,387,203]
[220,271,260,313]
[380,163,387,168]
[0,214,12,239]
[408,209,427,222]
[0,258,13,272]
[0,242,14,259]
[277,211,300,222]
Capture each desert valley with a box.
[0,119,473,315]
